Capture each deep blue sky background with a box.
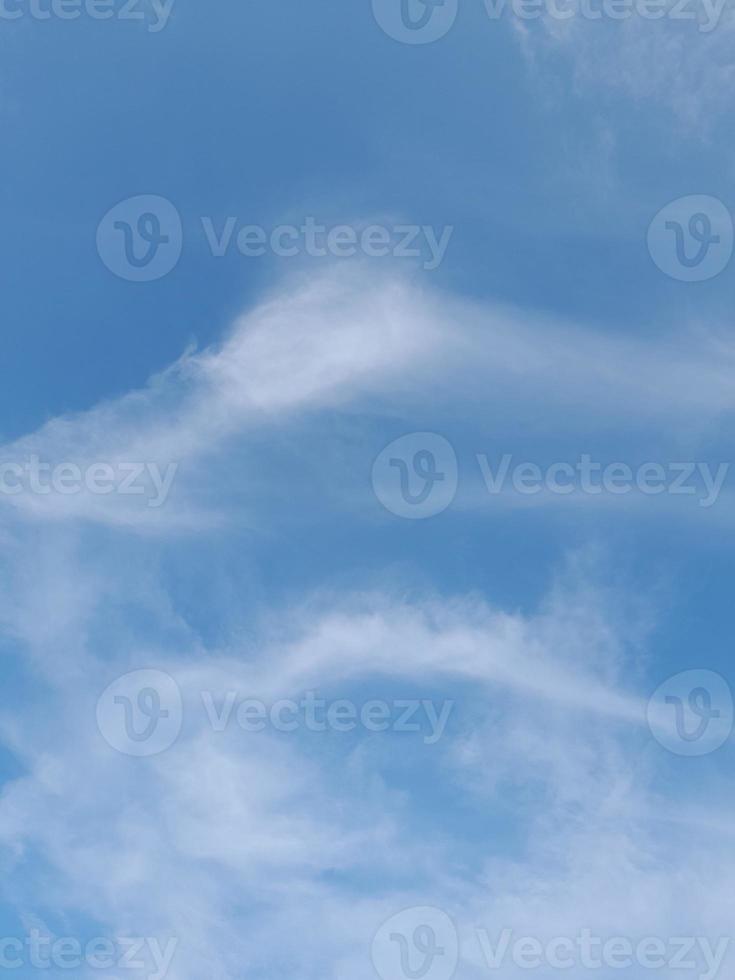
[2,0,735,758]
[1,3,735,978]
[3,0,734,439]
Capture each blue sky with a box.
[1,1,735,979]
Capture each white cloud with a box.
[0,269,732,979]
[0,559,732,980]
[506,5,735,129]
[1,266,734,532]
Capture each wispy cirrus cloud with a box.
[0,270,732,980]
[1,265,734,533]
